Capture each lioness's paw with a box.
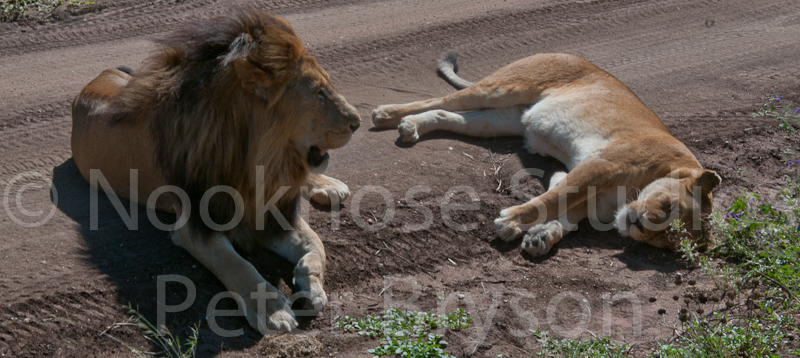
[304,175,350,206]
[494,208,524,241]
[372,105,403,129]
[521,222,563,257]
[398,119,420,142]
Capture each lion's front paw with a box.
[243,290,298,335]
[521,221,563,257]
[494,208,525,241]
[304,175,350,206]
[293,273,328,312]
[372,105,403,129]
[398,118,420,142]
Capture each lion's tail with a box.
[436,53,474,90]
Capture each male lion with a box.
[71,10,361,333]
[373,53,719,256]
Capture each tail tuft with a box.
[436,53,473,90]
[117,66,135,74]
[438,53,459,74]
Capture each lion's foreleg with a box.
[267,218,328,311]
[171,227,297,334]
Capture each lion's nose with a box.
[350,122,360,133]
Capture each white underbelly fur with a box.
[521,94,610,170]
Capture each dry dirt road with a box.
[1,0,799,357]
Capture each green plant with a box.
[337,308,471,358]
[753,92,800,133]
[532,331,631,358]
[652,316,792,358]
[0,0,94,22]
[124,306,201,358]
[655,154,800,356]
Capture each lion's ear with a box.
[222,33,257,66]
[233,58,272,99]
[696,170,721,195]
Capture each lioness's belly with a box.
[521,94,610,170]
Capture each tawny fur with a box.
[71,10,361,333]
[373,53,719,257]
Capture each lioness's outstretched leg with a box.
[397,108,526,142]
[267,218,327,311]
[303,173,350,206]
[373,78,546,129]
[495,158,620,244]
[171,226,297,334]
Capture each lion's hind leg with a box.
[397,107,526,143]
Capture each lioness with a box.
[71,10,361,333]
[373,53,719,256]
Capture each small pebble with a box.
[688,279,696,286]
[657,308,666,315]
[696,308,705,315]
[674,273,683,285]
[649,296,657,303]
[672,295,679,301]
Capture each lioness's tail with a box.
[436,53,474,90]
[117,66,134,74]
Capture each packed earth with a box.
[1,0,799,357]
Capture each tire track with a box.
[0,0,370,58]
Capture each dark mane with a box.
[114,9,309,247]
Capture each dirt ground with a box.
[1,0,799,357]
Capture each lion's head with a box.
[615,169,721,250]
[117,9,360,239]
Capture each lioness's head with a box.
[615,169,721,250]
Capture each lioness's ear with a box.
[697,170,721,195]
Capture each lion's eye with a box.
[317,90,326,101]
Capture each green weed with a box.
[336,308,471,358]
[532,331,631,358]
[121,306,200,358]
[753,92,800,133]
